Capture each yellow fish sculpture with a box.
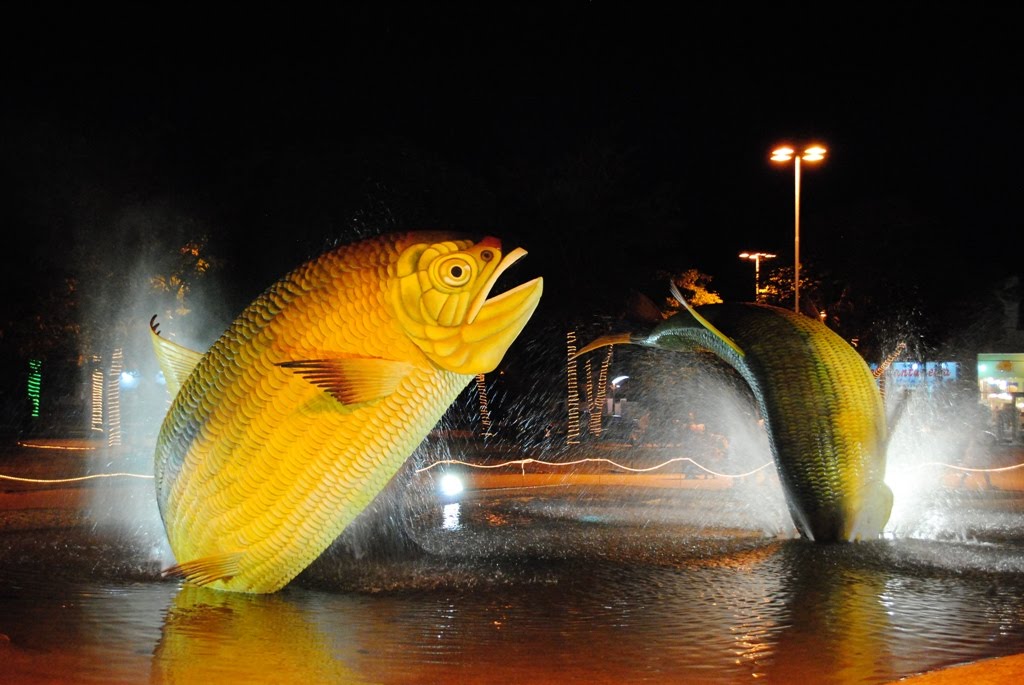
[150,231,543,593]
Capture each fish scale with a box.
[721,306,887,540]
[730,306,886,540]
[151,231,542,592]
[578,301,891,543]
[168,340,460,592]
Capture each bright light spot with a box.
[442,502,461,530]
[440,473,464,497]
[802,145,827,161]
[120,371,139,388]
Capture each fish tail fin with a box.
[669,282,745,359]
[162,551,243,587]
[572,333,633,359]
[149,315,206,399]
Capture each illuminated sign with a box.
[873,361,959,389]
[978,353,1024,379]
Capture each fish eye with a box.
[480,250,494,262]
[437,256,473,288]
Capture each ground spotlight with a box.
[439,473,464,498]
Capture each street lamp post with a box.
[609,375,629,417]
[738,251,776,303]
[770,144,827,313]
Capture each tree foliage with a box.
[651,267,723,317]
[149,236,221,319]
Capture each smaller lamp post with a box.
[739,252,777,303]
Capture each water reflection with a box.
[153,586,371,684]
[769,545,895,684]
[442,502,461,531]
[148,534,1024,684]
[3,479,1024,683]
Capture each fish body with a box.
[151,231,542,592]
[580,301,891,542]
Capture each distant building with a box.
[974,275,1024,442]
[977,353,1024,442]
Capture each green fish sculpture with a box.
[578,287,892,543]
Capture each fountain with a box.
[3,250,1024,684]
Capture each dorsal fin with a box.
[149,315,205,399]
[668,282,745,358]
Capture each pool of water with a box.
[3,480,1024,684]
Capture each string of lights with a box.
[475,373,492,436]
[16,441,95,451]
[90,359,104,433]
[420,456,774,479]
[0,472,154,484]
[565,331,581,445]
[589,346,613,438]
[106,347,123,448]
[873,341,908,379]
[0,458,1021,486]
[417,455,1024,481]
[4,429,1023,486]
[27,360,42,419]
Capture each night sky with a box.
[2,7,1021,349]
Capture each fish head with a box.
[782,427,893,543]
[845,479,894,541]
[833,402,893,542]
[390,236,543,374]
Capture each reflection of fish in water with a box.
[577,285,892,543]
[151,232,543,593]
[154,586,373,683]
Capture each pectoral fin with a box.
[572,333,634,359]
[277,357,414,405]
[163,551,244,586]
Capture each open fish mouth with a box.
[452,245,543,372]
[467,247,536,324]
[464,246,543,336]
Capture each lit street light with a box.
[609,375,629,417]
[739,251,776,303]
[770,144,827,313]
